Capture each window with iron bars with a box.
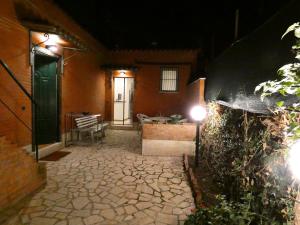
[160,67,179,92]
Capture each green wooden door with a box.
[34,54,59,144]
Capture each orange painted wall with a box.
[186,78,206,120]
[0,0,32,145]
[134,65,191,117]
[0,137,46,209]
[0,0,107,146]
[61,51,106,132]
[106,50,200,121]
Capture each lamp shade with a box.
[46,45,58,52]
[190,105,206,121]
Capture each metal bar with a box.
[123,78,125,125]
[176,68,179,91]
[62,46,85,51]
[32,103,36,153]
[195,122,200,167]
[31,53,38,160]
[0,60,36,105]
[0,97,32,131]
[31,51,36,155]
[234,9,239,41]
[136,61,192,66]
[35,144,39,162]
[160,67,179,92]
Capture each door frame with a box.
[112,77,135,125]
[32,47,61,144]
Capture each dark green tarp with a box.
[205,0,299,114]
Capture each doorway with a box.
[113,77,134,126]
[34,52,60,144]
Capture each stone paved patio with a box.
[3,130,194,225]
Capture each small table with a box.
[149,116,171,123]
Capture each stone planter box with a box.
[142,123,196,156]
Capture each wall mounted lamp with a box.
[45,44,58,52]
[46,44,85,52]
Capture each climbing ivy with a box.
[255,22,300,141]
[185,23,300,225]
[185,103,297,224]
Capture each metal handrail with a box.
[0,98,31,131]
[0,59,38,161]
[0,60,36,105]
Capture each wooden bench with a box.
[74,114,108,144]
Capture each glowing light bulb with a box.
[288,140,300,180]
[46,45,58,52]
[190,105,206,121]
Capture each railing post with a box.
[32,100,38,161]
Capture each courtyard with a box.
[2,130,194,225]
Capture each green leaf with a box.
[282,22,300,39]
[294,27,300,38]
[254,83,265,93]
[276,101,284,107]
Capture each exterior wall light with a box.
[46,45,58,52]
[288,139,300,180]
[190,105,207,167]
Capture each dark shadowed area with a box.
[205,0,299,113]
[52,0,297,114]
[53,0,292,57]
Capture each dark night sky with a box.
[53,0,293,57]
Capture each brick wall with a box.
[0,0,107,145]
[0,136,46,209]
[185,78,206,120]
[0,0,32,145]
[61,51,106,133]
[0,0,106,209]
[142,123,196,156]
[142,123,196,141]
[106,50,200,121]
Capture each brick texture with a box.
[0,136,46,209]
[0,0,106,210]
[142,123,196,141]
[106,50,201,121]
[0,0,107,145]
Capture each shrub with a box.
[185,194,294,225]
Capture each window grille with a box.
[160,67,179,92]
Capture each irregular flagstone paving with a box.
[3,130,194,225]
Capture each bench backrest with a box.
[75,115,98,129]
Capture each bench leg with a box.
[90,131,95,144]
[77,131,80,141]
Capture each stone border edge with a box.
[183,154,202,206]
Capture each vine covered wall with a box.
[186,102,298,224]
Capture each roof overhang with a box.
[13,0,88,50]
[101,64,138,71]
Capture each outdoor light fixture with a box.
[190,105,207,167]
[288,140,300,180]
[120,71,126,76]
[46,45,59,52]
[191,105,207,121]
